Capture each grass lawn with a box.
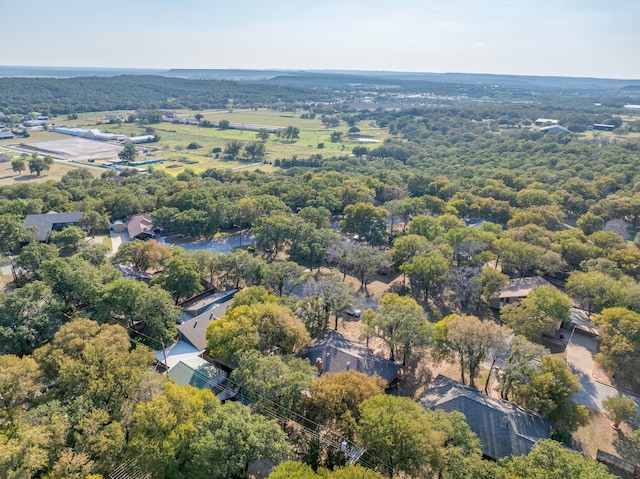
[0,129,69,146]
[44,109,389,175]
[573,409,640,462]
[101,235,113,251]
[0,153,101,187]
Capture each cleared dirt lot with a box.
[9,137,123,162]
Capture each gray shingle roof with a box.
[178,299,233,351]
[24,211,83,242]
[300,329,402,384]
[419,375,552,459]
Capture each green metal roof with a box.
[168,356,226,390]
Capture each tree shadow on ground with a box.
[397,357,433,400]
[613,428,640,464]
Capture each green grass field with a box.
[0,109,390,179]
[99,110,388,166]
[0,155,102,186]
[0,129,69,146]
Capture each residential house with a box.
[24,211,83,242]
[489,276,550,309]
[0,131,15,140]
[299,329,403,388]
[181,289,238,318]
[419,375,552,460]
[177,298,235,352]
[162,111,178,122]
[126,214,155,240]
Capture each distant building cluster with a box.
[50,126,156,144]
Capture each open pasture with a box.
[1,109,389,177]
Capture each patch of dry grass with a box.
[0,155,101,186]
[572,409,640,462]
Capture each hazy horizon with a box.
[0,65,638,82]
[1,0,639,79]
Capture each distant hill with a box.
[3,66,639,91]
[0,66,165,78]
[161,68,640,92]
[0,66,638,114]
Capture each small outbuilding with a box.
[534,118,558,126]
[111,220,126,233]
[23,120,48,127]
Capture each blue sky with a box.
[1,0,639,79]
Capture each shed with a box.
[111,220,126,233]
[534,118,558,126]
[24,120,47,127]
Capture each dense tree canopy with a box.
[1,84,639,477]
[594,307,640,378]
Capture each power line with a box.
[182,365,394,474]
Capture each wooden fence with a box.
[597,449,640,478]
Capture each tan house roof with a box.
[496,276,550,300]
[126,214,154,239]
